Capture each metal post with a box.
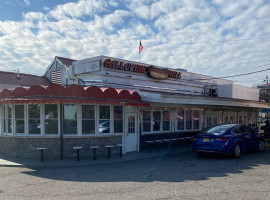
[40,149,44,162]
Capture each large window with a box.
[193,111,200,129]
[186,111,192,130]
[15,105,24,133]
[143,110,171,133]
[63,104,77,134]
[143,111,151,132]
[82,105,95,134]
[239,116,243,124]
[99,105,110,134]
[1,106,5,134]
[114,106,123,133]
[45,104,58,134]
[28,104,40,134]
[177,110,184,130]
[163,111,170,131]
[153,111,161,131]
[7,105,12,133]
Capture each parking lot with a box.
[1,148,270,200]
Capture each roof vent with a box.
[16,69,20,79]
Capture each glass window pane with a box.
[82,105,95,119]
[45,104,58,134]
[29,119,41,134]
[15,105,24,133]
[82,105,95,134]
[8,105,12,118]
[163,121,170,131]
[63,105,77,120]
[99,106,110,119]
[153,111,161,131]
[63,105,77,134]
[45,119,58,134]
[63,120,77,134]
[163,111,170,121]
[193,111,200,129]
[29,104,40,134]
[143,111,151,132]
[186,111,192,130]
[82,120,95,134]
[153,111,161,120]
[1,106,5,133]
[15,105,24,119]
[7,105,12,133]
[45,104,58,119]
[16,120,24,133]
[177,110,184,130]
[29,104,40,118]
[114,106,122,120]
[114,120,123,133]
[114,106,123,133]
[8,119,12,133]
[99,120,110,134]
[128,116,135,133]
[143,122,151,132]
[163,111,170,131]
[143,111,151,121]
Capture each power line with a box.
[185,64,270,81]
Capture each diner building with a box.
[0,56,268,159]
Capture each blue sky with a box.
[0,0,270,87]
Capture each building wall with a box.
[0,135,121,159]
[218,84,259,101]
[69,56,260,100]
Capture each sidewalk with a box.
[0,146,192,168]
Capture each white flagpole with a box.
[139,39,141,63]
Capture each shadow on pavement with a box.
[20,148,270,183]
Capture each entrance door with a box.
[125,112,138,152]
[205,115,219,128]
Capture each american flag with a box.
[139,40,144,54]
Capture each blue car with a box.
[192,124,265,158]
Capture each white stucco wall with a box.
[218,84,259,101]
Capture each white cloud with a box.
[0,0,270,87]
[49,0,107,20]
[24,0,30,6]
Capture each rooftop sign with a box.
[104,59,181,79]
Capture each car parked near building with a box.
[192,124,265,158]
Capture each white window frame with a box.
[81,104,96,135]
[113,105,124,134]
[27,104,42,136]
[44,103,59,136]
[62,104,78,136]
[14,104,26,135]
[142,110,172,134]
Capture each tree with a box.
[259,89,270,102]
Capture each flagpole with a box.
[139,39,144,63]
[139,39,141,63]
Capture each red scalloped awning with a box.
[0,84,149,107]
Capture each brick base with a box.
[0,135,122,160]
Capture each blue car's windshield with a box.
[202,125,234,135]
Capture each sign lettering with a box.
[104,59,181,79]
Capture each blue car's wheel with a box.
[233,144,241,158]
[258,140,265,152]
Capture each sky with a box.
[0,0,270,87]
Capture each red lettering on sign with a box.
[104,59,111,67]
[124,63,130,71]
[103,59,181,79]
